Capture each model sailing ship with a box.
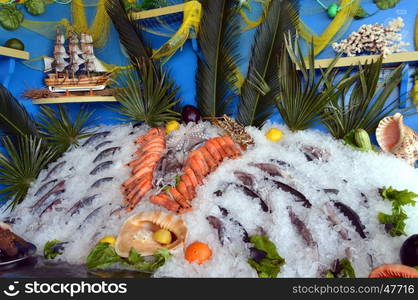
[43,28,111,93]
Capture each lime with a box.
[4,38,25,51]
[265,128,284,142]
[153,229,172,244]
[99,236,116,245]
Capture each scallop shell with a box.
[376,113,418,165]
[115,211,187,257]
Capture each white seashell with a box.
[376,113,418,166]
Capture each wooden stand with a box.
[32,96,117,105]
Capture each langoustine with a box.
[150,136,242,214]
[122,128,166,211]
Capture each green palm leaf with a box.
[0,84,37,138]
[105,0,152,62]
[322,58,416,139]
[0,135,58,211]
[275,33,358,131]
[112,59,181,127]
[195,0,241,118]
[36,105,97,155]
[237,0,299,127]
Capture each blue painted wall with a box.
[0,0,417,129]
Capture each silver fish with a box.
[90,161,113,175]
[93,147,121,163]
[78,206,104,229]
[39,198,62,218]
[42,162,66,182]
[249,162,283,177]
[95,141,112,151]
[66,194,98,217]
[34,179,58,197]
[91,177,114,188]
[82,131,111,147]
[31,180,65,212]
[206,215,228,246]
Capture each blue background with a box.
[0,0,418,130]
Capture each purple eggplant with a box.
[182,105,201,124]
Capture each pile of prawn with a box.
[122,126,242,213]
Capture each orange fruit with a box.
[184,242,212,264]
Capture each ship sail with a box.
[68,31,85,74]
[47,29,69,73]
[80,33,106,73]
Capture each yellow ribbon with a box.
[152,0,202,59]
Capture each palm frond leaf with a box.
[196,0,241,118]
[112,59,181,127]
[275,33,358,131]
[36,105,97,155]
[0,135,58,211]
[0,84,37,138]
[322,58,416,139]
[105,0,152,62]
[237,0,299,127]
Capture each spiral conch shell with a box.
[376,113,418,165]
[115,211,187,257]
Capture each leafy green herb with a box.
[86,242,124,270]
[378,187,417,237]
[175,174,181,186]
[325,258,356,278]
[25,0,46,16]
[0,5,24,31]
[374,0,400,10]
[43,240,64,260]
[247,235,285,278]
[86,242,171,272]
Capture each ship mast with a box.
[80,33,107,74]
[68,31,85,76]
[45,27,69,73]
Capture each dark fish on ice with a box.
[91,177,114,188]
[325,202,349,240]
[302,145,329,162]
[227,183,269,213]
[82,131,111,147]
[39,198,62,218]
[66,194,98,217]
[109,206,127,217]
[269,159,291,168]
[35,179,58,197]
[93,147,121,163]
[206,216,228,245]
[95,141,112,151]
[214,190,223,197]
[333,201,367,239]
[234,171,255,187]
[218,206,250,243]
[78,206,104,229]
[31,180,65,212]
[268,179,312,208]
[90,161,113,175]
[42,162,66,182]
[323,189,339,195]
[249,162,283,177]
[287,207,317,247]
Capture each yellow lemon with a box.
[99,236,116,245]
[153,229,172,244]
[165,120,180,134]
[265,128,284,142]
